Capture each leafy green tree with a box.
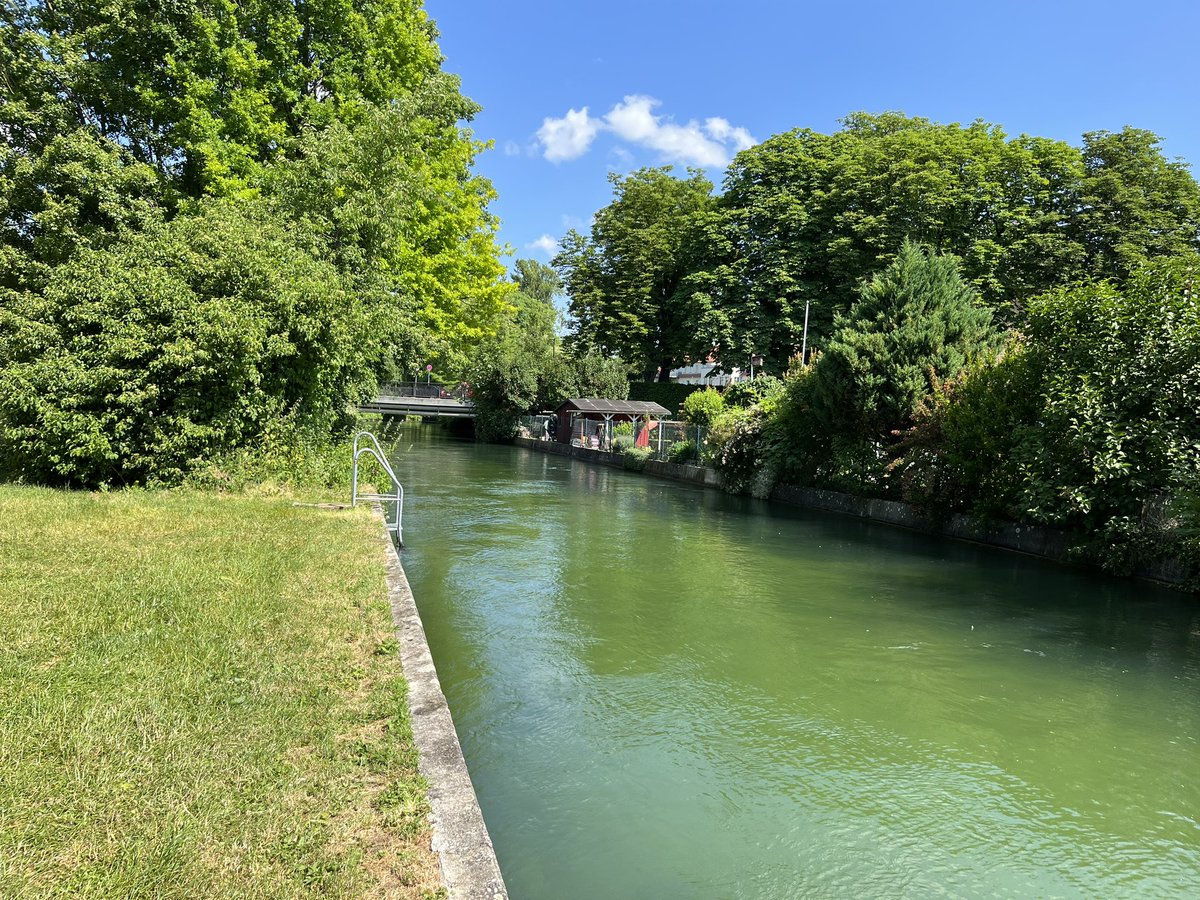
[467,328,628,442]
[2,0,505,372]
[1,1,165,292]
[680,389,724,428]
[1,0,446,198]
[704,114,1200,370]
[1072,128,1200,283]
[465,328,545,443]
[2,0,510,484]
[269,103,508,376]
[556,167,716,381]
[538,351,629,410]
[709,117,1080,358]
[812,240,997,439]
[511,258,562,305]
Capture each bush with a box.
[667,440,696,464]
[1007,258,1200,568]
[889,343,1041,515]
[621,446,653,471]
[0,201,369,487]
[704,406,769,494]
[612,435,635,453]
[613,422,634,437]
[722,375,783,409]
[888,256,1200,574]
[184,422,355,494]
[680,388,725,428]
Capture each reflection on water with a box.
[392,426,1200,899]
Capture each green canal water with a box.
[390,427,1200,898]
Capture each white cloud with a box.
[703,117,756,152]
[537,107,601,162]
[503,140,522,156]
[536,95,756,168]
[527,234,559,256]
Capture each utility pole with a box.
[801,299,811,366]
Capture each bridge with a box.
[360,382,476,418]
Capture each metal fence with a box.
[518,415,709,464]
[645,421,709,463]
[520,414,554,440]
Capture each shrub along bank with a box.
[700,247,1200,583]
[1,2,509,489]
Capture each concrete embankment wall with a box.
[379,518,509,899]
[514,438,1192,588]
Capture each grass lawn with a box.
[0,486,442,899]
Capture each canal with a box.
[390,425,1200,898]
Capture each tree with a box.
[1,0,446,199]
[511,258,561,305]
[812,241,997,439]
[705,114,1200,369]
[1,0,511,482]
[465,327,545,443]
[269,102,508,377]
[556,167,715,381]
[708,115,1086,362]
[1072,128,1200,283]
[2,0,505,372]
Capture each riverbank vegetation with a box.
[0,0,508,488]
[0,486,441,897]
[555,114,1200,579]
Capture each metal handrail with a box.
[352,431,404,546]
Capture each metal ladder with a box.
[351,431,404,546]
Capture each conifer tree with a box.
[813,240,997,438]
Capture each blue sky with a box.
[425,0,1200,269]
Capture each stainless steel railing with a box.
[351,431,404,546]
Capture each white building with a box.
[668,362,746,386]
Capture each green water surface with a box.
[392,427,1200,898]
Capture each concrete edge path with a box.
[377,516,509,900]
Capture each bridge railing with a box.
[377,381,472,402]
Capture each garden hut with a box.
[552,398,671,450]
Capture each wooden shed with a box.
[552,398,671,449]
